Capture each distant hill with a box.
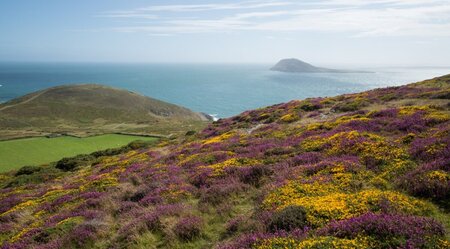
[271,58,370,73]
[0,84,210,139]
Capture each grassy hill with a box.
[0,84,210,140]
[0,75,449,248]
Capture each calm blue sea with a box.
[0,63,448,118]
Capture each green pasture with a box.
[0,134,157,172]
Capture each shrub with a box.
[116,201,140,215]
[224,216,244,236]
[319,213,445,248]
[264,147,294,156]
[280,113,299,123]
[332,99,368,112]
[143,213,161,231]
[217,228,308,249]
[390,112,428,133]
[431,90,450,99]
[5,166,63,188]
[117,218,149,242]
[256,236,370,249]
[55,154,95,171]
[299,101,321,112]
[409,135,449,162]
[189,169,213,188]
[380,93,397,101]
[236,165,272,187]
[185,130,196,136]
[268,205,308,232]
[173,216,203,241]
[15,165,41,176]
[199,179,244,205]
[291,152,323,165]
[0,195,22,214]
[90,140,155,158]
[128,189,147,202]
[397,158,450,206]
[67,223,98,248]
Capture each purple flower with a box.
[173,216,203,241]
[319,213,445,248]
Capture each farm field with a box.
[0,134,158,172]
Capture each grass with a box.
[0,134,158,172]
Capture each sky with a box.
[1,0,450,66]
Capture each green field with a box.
[0,134,158,172]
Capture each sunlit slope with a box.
[0,75,449,248]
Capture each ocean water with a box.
[0,63,448,118]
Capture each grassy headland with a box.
[0,84,210,140]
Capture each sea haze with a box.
[0,63,449,118]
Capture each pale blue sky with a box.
[1,0,450,66]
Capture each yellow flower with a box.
[281,113,299,123]
[264,182,434,227]
[427,170,450,182]
[398,106,430,116]
[200,157,260,176]
[255,236,372,249]
[203,131,235,145]
[10,220,43,242]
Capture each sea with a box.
[0,63,449,118]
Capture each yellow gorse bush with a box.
[427,170,450,182]
[329,131,406,160]
[10,220,44,243]
[200,157,260,176]
[264,180,434,227]
[255,236,372,249]
[280,113,300,123]
[398,106,430,116]
[202,131,235,145]
[1,188,75,216]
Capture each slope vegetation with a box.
[0,75,449,248]
[0,84,209,139]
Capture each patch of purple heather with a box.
[398,157,450,200]
[291,152,323,166]
[173,216,203,241]
[319,213,445,248]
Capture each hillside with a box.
[271,58,369,73]
[0,75,449,248]
[0,84,210,139]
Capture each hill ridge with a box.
[0,84,210,140]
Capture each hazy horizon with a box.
[1,61,450,69]
[1,0,450,66]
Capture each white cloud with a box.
[99,0,450,37]
[137,1,291,12]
